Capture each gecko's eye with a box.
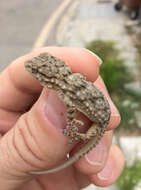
[32,68,38,73]
[30,64,38,73]
[25,62,38,74]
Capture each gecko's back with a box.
[60,75,111,128]
[25,52,111,128]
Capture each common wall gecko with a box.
[25,52,111,175]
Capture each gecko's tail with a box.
[29,126,106,175]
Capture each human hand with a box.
[0,47,124,190]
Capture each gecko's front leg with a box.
[63,106,77,135]
[57,91,78,142]
[63,106,84,143]
[58,91,86,143]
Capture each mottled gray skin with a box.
[25,52,111,175]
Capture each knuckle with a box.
[12,114,47,171]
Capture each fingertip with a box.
[74,131,113,175]
[89,144,125,187]
[108,114,121,130]
[81,48,103,65]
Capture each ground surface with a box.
[0,0,77,71]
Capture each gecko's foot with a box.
[68,136,80,144]
[63,126,83,143]
[72,119,84,126]
[72,132,95,141]
[63,125,79,135]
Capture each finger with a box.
[94,76,121,130]
[73,130,113,175]
[0,47,100,111]
[89,144,125,187]
[0,47,101,133]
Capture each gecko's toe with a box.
[62,129,68,135]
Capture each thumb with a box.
[0,89,70,189]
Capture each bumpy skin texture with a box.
[25,53,111,175]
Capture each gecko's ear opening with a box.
[25,61,38,74]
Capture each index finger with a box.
[0,47,100,112]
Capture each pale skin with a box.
[0,47,124,190]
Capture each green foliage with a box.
[86,40,117,62]
[124,88,141,102]
[135,44,141,55]
[86,40,132,94]
[116,160,141,190]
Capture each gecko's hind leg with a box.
[72,124,101,141]
[66,118,85,143]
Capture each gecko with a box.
[25,52,111,175]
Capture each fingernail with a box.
[111,113,120,117]
[85,140,107,166]
[98,159,113,180]
[107,97,120,118]
[83,48,103,65]
[45,90,67,129]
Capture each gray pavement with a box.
[0,0,62,71]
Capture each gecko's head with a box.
[25,53,72,89]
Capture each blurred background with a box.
[1,0,141,189]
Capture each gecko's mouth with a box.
[25,62,38,74]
